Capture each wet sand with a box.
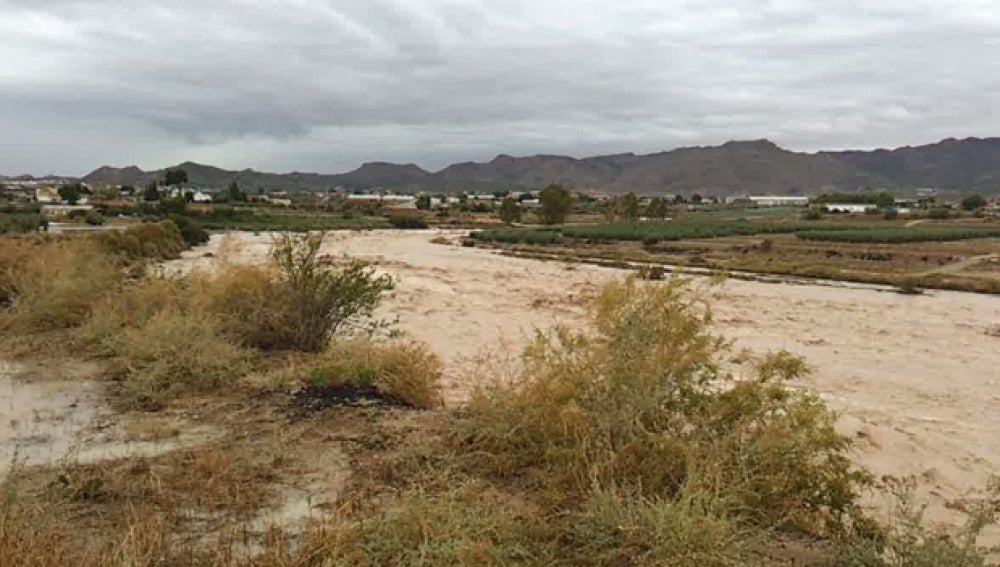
[169,229,1000,531]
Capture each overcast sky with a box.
[2,0,1000,176]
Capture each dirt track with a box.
[171,229,1000,533]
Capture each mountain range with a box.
[79,137,1000,196]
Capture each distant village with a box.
[1,171,998,222]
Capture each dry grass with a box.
[0,239,124,332]
[300,482,552,566]
[309,340,444,409]
[0,417,298,567]
[77,276,186,356]
[88,220,186,262]
[115,309,255,409]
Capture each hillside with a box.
[81,137,1000,195]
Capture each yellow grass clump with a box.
[310,340,444,409]
[0,239,124,332]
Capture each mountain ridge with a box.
[79,137,1000,195]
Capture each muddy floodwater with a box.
[0,361,219,479]
[168,229,1000,535]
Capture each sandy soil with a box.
[170,229,1000,531]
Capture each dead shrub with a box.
[309,340,444,409]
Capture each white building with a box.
[825,203,877,213]
[41,204,95,218]
[35,187,60,203]
[192,191,213,203]
[748,195,810,207]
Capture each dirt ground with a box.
[166,229,1000,535]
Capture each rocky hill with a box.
[82,137,1000,195]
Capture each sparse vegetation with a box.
[167,214,210,245]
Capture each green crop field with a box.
[473,220,865,244]
[795,227,1000,243]
[471,229,562,244]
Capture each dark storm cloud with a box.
[2,0,1000,174]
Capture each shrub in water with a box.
[458,277,867,535]
[201,233,395,352]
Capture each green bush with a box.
[0,213,46,234]
[117,308,253,409]
[308,340,443,409]
[927,208,951,220]
[84,211,106,226]
[166,214,210,246]
[308,483,553,565]
[200,233,395,352]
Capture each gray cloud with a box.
[2,0,1000,175]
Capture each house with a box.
[35,186,60,203]
[748,196,810,207]
[191,191,213,203]
[825,203,877,213]
[262,196,292,207]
